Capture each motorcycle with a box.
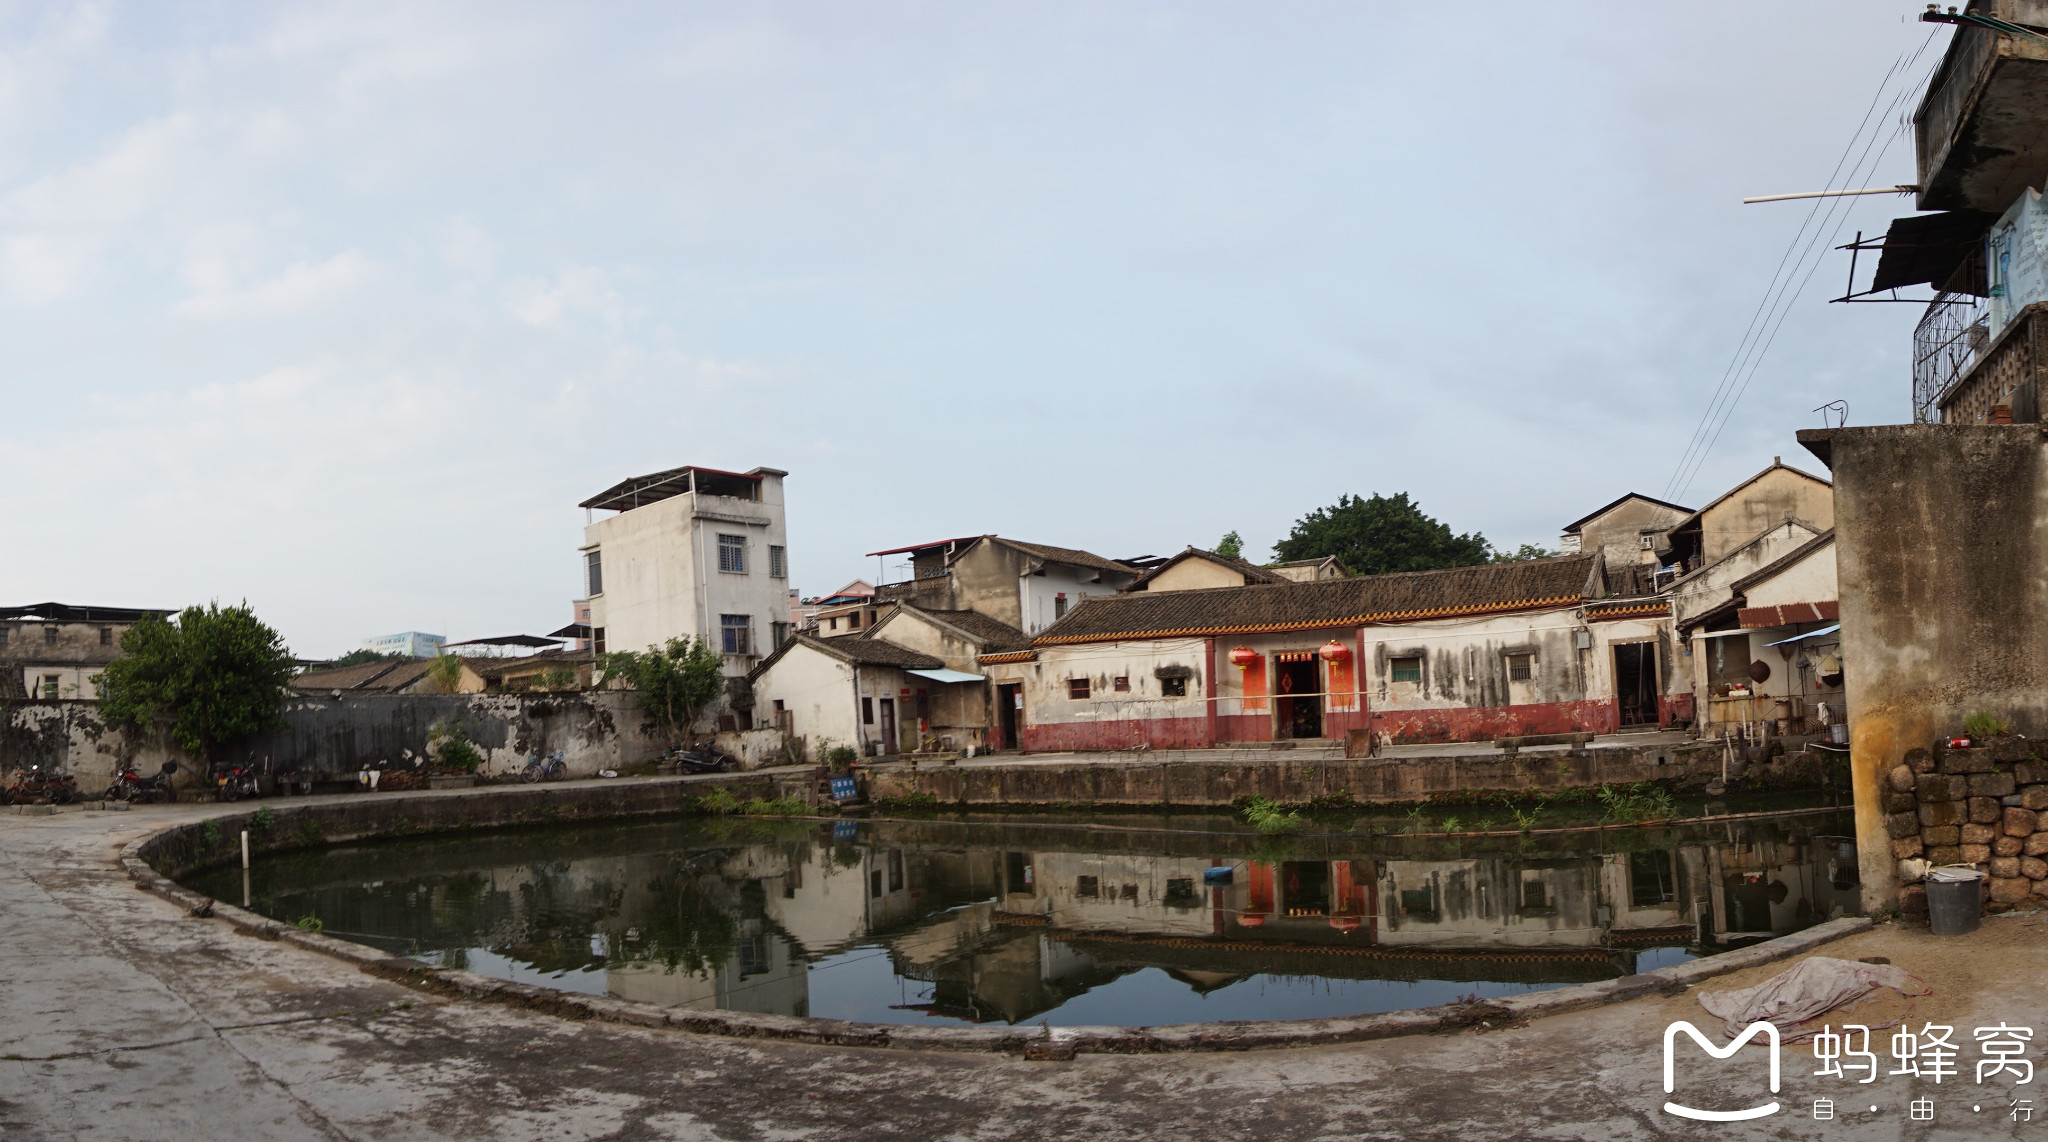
[5,765,79,805]
[212,760,262,802]
[665,744,738,774]
[103,762,178,804]
[521,749,567,783]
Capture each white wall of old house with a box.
[1031,852,1220,936]
[1377,859,1604,949]
[1361,610,1591,713]
[1020,565,1127,634]
[864,609,981,672]
[1017,637,1211,726]
[1697,467,1834,564]
[1670,519,1825,632]
[1741,541,1837,610]
[583,474,790,673]
[748,645,859,756]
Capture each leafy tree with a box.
[1214,530,1245,560]
[418,654,468,695]
[330,649,405,668]
[1273,493,1489,577]
[600,636,727,743]
[1490,543,1560,563]
[97,603,297,763]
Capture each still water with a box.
[187,809,1858,1027]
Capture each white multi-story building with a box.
[362,631,446,659]
[579,464,792,675]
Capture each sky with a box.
[0,2,1947,656]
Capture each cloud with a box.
[175,250,376,317]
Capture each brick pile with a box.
[1886,735,2048,914]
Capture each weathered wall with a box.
[1800,423,2048,912]
[751,646,860,754]
[1697,465,1834,565]
[1575,498,1691,577]
[1671,520,1825,632]
[2,617,140,700]
[2,690,674,790]
[865,740,1722,807]
[1879,739,2048,916]
[1140,558,1253,593]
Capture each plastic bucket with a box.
[1926,869,1983,936]
[1829,723,1849,745]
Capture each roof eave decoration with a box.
[1029,594,1587,647]
[976,651,1039,664]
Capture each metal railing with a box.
[1912,291,1990,422]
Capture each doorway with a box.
[996,683,1022,750]
[878,698,897,755]
[1614,643,1658,728]
[1275,657,1322,739]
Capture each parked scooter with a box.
[665,743,738,774]
[5,765,79,805]
[212,760,262,802]
[103,762,178,804]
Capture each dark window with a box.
[847,610,861,630]
[1521,877,1548,911]
[42,674,60,698]
[1163,878,1200,908]
[1068,678,1090,700]
[1400,887,1434,918]
[1005,852,1033,894]
[770,622,790,650]
[769,545,787,578]
[870,869,884,899]
[1120,883,1139,901]
[738,934,771,976]
[1076,875,1099,898]
[1161,675,1188,697]
[1507,654,1532,682]
[592,627,606,655]
[585,550,603,596]
[718,533,747,574]
[1391,657,1421,683]
[862,697,874,725]
[721,614,751,655]
[1054,594,1068,619]
[44,625,58,646]
[828,617,837,630]
[717,713,738,732]
[888,849,904,892]
[0,626,8,646]
[1112,675,1130,693]
[1631,850,1677,907]
[99,627,113,646]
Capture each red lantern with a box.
[1328,915,1362,932]
[1228,646,1260,670]
[1236,914,1265,928]
[1318,640,1349,662]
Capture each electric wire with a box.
[1663,28,1940,501]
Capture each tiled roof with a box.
[292,659,436,693]
[1126,547,1286,591]
[1738,601,1838,629]
[1030,555,1601,645]
[990,538,1131,575]
[915,608,1032,652]
[749,634,943,681]
[1586,600,1670,622]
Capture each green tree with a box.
[1273,493,1489,577]
[600,636,727,743]
[97,603,297,763]
[1490,542,1560,563]
[1215,530,1245,560]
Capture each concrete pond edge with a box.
[118,782,1875,1056]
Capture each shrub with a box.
[696,787,741,815]
[1597,782,1676,824]
[1965,710,2013,737]
[1240,795,1304,835]
[740,796,810,816]
[825,745,859,766]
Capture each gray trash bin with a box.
[1926,867,1983,936]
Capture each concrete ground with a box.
[3,791,2043,1141]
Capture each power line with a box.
[1663,29,1940,501]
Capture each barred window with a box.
[718,534,747,574]
[720,614,751,655]
[585,550,603,596]
[1507,654,1532,682]
[769,545,787,578]
[1067,678,1090,700]
[1391,657,1421,683]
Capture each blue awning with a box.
[906,667,986,684]
[1764,624,1839,647]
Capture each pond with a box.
[185,808,1860,1027]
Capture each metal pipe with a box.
[1742,185,1917,204]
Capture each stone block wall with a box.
[1885,735,2048,915]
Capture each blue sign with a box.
[832,819,859,840]
[830,776,859,803]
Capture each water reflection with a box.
[190,811,1859,1027]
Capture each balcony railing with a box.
[1913,291,1991,422]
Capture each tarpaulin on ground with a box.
[1696,956,1930,1040]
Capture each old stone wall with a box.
[865,740,1729,807]
[1885,737,2048,914]
[1800,423,2048,912]
[2,691,675,791]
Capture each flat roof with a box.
[866,535,986,558]
[580,465,768,512]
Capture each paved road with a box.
[1,797,2041,1141]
